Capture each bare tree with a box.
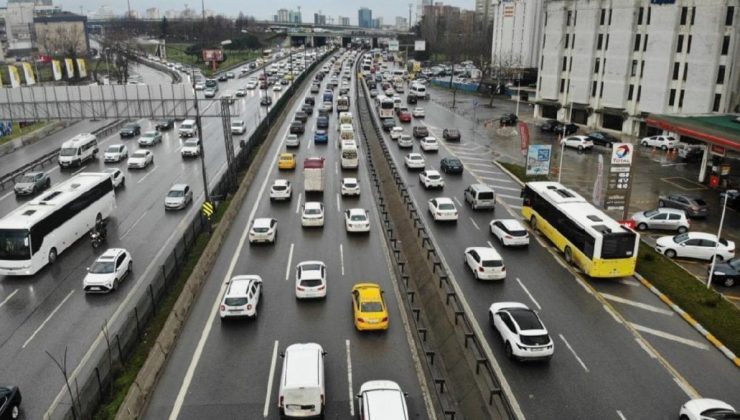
[488,52,522,106]
[94,19,144,84]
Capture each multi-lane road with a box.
[0,55,305,420]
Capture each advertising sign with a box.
[22,62,35,85]
[52,60,63,81]
[710,144,726,157]
[610,143,634,165]
[65,58,75,78]
[388,40,399,51]
[8,66,21,88]
[202,49,224,62]
[414,40,426,51]
[518,121,530,156]
[76,58,87,78]
[526,144,552,176]
[605,142,635,218]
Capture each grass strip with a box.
[498,161,740,355]
[93,197,231,420]
[143,43,258,76]
[0,121,49,146]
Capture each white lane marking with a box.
[617,410,626,420]
[486,240,495,249]
[600,293,675,316]
[620,278,641,287]
[674,376,698,399]
[458,156,492,162]
[469,217,480,231]
[340,244,345,276]
[337,193,341,212]
[168,123,287,420]
[453,197,463,207]
[285,243,294,281]
[515,277,541,310]
[491,185,522,192]
[477,175,516,184]
[461,161,494,168]
[120,210,149,239]
[22,290,74,349]
[559,334,589,372]
[629,322,709,350]
[137,167,158,184]
[603,304,623,324]
[335,162,339,175]
[470,169,504,175]
[0,190,15,202]
[509,205,523,209]
[497,193,521,200]
[635,337,657,359]
[296,192,303,214]
[346,339,355,416]
[0,289,18,309]
[72,166,88,176]
[308,137,313,150]
[263,340,279,417]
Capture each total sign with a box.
[611,143,634,165]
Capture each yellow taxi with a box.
[351,283,389,331]
[278,153,296,170]
[284,73,294,81]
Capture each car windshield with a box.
[673,233,690,243]
[482,259,503,267]
[350,214,366,221]
[252,227,269,233]
[438,203,455,211]
[272,184,286,191]
[428,174,440,180]
[511,309,544,330]
[344,181,357,187]
[300,279,323,287]
[184,140,198,147]
[107,146,122,153]
[19,175,36,183]
[446,159,460,165]
[305,208,321,215]
[89,260,115,274]
[644,210,659,217]
[60,147,77,156]
[168,189,185,197]
[360,301,383,312]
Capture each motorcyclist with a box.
[93,219,107,240]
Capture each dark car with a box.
[154,118,175,130]
[539,119,560,132]
[658,193,709,218]
[0,386,21,420]
[316,116,329,129]
[305,96,316,106]
[260,96,272,106]
[407,94,418,105]
[14,171,50,196]
[289,121,305,134]
[500,113,518,127]
[217,74,228,82]
[440,157,464,174]
[709,258,740,287]
[413,125,429,138]
[553,122,578,135]
[443,128,461,141]
[587,131,619,148]
[295,111,308,123]
[301,103,314,115]
[381,118,395,132]
[119,122,141,138]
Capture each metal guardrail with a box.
[0,120,126,191]
[354,61,518,419]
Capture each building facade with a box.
[396,16,408,30]
[490,0,544,69]
[33,12,88,56]
[314,13,326,25]
[358,7,372,28]
[417,0,433,24]
[339,16,350,26]
[5,1,35,53]
[534,0,740,136]
[145,7,159,19]
[476,0,494,23]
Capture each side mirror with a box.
[322,351,328,356]
[356,394,361,399]
[279,351,285,358]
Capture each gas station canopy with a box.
[646,114,740,152]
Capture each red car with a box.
[399,111,412,123]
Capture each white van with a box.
[339,112,353,126]
[58,133,98,168]
[357,380,409,420]
[278,343,326,418]
[410,84,427,99]
[178,119,198,138]
[340,124,355,141]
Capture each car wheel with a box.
[658,200,665,207]
[637,223,648,231]
[113,278,119,290]
[127,261,133,274]
[713,255,724,263]
[664,249,677,258]
[121,177,126,187]
[677,226,688,233]
[577,145,583,151]
[661,145,667,151]
[641,141,648,147]
[49,248,58,264]
[564,246,573,264]
[505,342,513,359]
[46,179,51,188]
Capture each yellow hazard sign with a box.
[202,201,214,218]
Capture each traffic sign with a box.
[202,201,214,218]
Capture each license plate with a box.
[367,319,378,323]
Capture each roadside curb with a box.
[634,273,740,368]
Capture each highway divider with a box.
[355,65,520,419]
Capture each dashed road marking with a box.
[22,290,74,349]
[285,243,294,281]
[469,217,480,231]
[559,334,589,372]
[0,289,18,310]
[516,277,541,310]
[346,339,355,416]
[263,340,279,417]
[600,293,675,316]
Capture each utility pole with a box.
[408,3,412,30]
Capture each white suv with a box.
[219,275,262,320]
[248,218,277,244]
[419,170,444,189]
[270,179,292,200]
[178,119,197,137]
[83,248,133,293]
[181,138,201,158]
[489,302,554,361]
[295,261,327,299]
[301,202,325,227]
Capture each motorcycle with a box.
[90,221,107,249]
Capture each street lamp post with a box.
[706,192,730,288]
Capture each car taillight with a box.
[321,394,324,405]
[220,304,225,311]
[505,235,513,239]
[318,286,325,290]
[381,317,388,322]
[479,267,485,272]
[279,396,283,407]
[357,317,366,323]
[297,286,305,291]
[502,266,506,271]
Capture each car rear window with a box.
[361,302,383,312]
[693,199,707,206]
[300,279,323,287]
[482,259,503,267]
[520,334,550,346]
[477,192,494,200]
[224,297,248,306]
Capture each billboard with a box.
[388,41,399,51]
[414,40,426,51]
[526,144,552,176]
[610,142,634,165]
[202,49,224,62]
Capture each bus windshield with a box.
[0,229,31,260]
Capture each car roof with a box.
[495,219,526,230]
[684,232,718,240]
[353,282,382,300]
[466,246,502,260]
[304,201,322,209]
[279,153,294,158]
[348,208,367,216]
[226,275,262,296]
[343,177,358,183]
[434,197,454,205]
[408,153,423,158]
[99,248,126,259]
[253,218,274,228]
[170,183,189,191]
[423,136,437,141]
[273,179,290,186]
[507,307,545,331]
[653,208,686,215]
[425,169,441,175]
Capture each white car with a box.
[345,208,370,233]
[404,153,425,169]
[236,88,246,97]
[464,246,506,280]
[412,107,425,118]
[181,138,201,158]
[655,232,735,261]
[104,144,128,163]
[248,218,278,244]
[231,119,247,135]
[219,275,262,319]
[488,302,554,361]
[428,197,458,222]
[490,219,530,247]
[341,177,360,196]
[295,261,327,299]
[83,248,133,293]
[641,135,678,150]
[419,169,444,189]
[398,134,413,148]
[420,136,439,152]
[273,84,283,91]
[390,126,403,140]
[127,150,154,169]
[357,380,409,419]
[269,179,292,200]
[301,202,325,227]
[560,135,594,151]
[286,133,300,147]
[194,81,205,90]
[679,399,738,420]
[104,168,125,188]
[246,80,257,89]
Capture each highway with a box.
[0,55,303,419]
[361,65,740,418]
[143,51,433,419]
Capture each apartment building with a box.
[490,0,545,69]
[534,0,739,136]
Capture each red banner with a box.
[518,121,530,156]
[38,55,53,63]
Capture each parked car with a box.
[488,302,554,361]
[658,193,709,218]
[499,113,518,127]
[708,258,740,288]
[14,171,50,196]
[640,135,678,150]
[560,135,594,151]
[631,208,690,232]
[587,131,620,148]
[677,143,705,162]
[443,128,461,141]
[539,119,560,132]
[119,122,141,138]
[440,157,463,174]
[655,232,735,261]
[552,122,578,135]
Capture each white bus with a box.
[341,142,359,169]
[378,97,395,119]
[0,173,116,276]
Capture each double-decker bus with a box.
[0,173,116,276]
[521,181,639,278]
[378,97,395,119]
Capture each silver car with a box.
[632,208,690,233]
[164,184,193,210]
[14,171,50,196]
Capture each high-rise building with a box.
[475,0,494,23]
[339,16,350,26]
[275,8,289,22]
[145,7,160,19]
[490,0,544,69]
[371,17,383,28]
[534,0,739,135]
[314,12,326,25]
[416,0,433,23]
[395,16,408,30]
[358,7,372,28]
[288,9,302,23]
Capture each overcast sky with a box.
[48,0,474,24]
